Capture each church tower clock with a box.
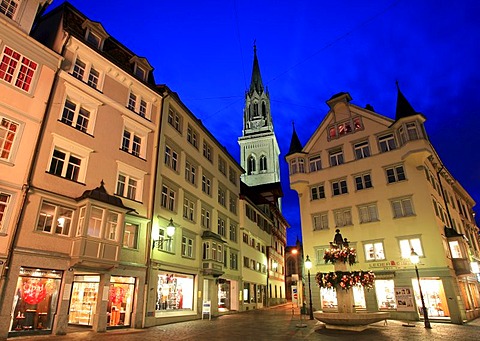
[238,45,281,187]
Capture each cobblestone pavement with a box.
[11,304,480,341]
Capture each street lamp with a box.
[152,218,175,250]
[304,255,314,320]
[410,248,432,329]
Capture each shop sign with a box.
[368,260,411,270]
[394,287,415,311]
[202,300,211,320]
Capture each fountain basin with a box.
[314,311,390,331]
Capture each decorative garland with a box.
[323,247,357,266]
[315,271,375,291]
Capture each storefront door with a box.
[68,275,100,326]
[107,276,135,327]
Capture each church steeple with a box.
[249,44,264,95]
[238,44,280,187]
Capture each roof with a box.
[249,44,264,95]
[76,181,131,211]
[286,123,303,157]
[395,82,418,120]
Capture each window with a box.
[123,222,138,249]
[161,184,176,211]
[242,232,249,244]
[355,173,372,190]
[203,141,213,162]
[0,116,19,161]
[334,208,352,227]
[187,125,198,148]
[386,165,406,183]
[0,0,19,19]
[61,99,91,133]
[229,194,237,214]
[311,184,325,200]
[106,211,120,241]
[218,157,227,175]
[218,217,226,237]
[328,117,363,140]
[218,186,226,206]
[229,167,237,185]
[72,57,101,89]
[358,203,379,223]
[127,91,149,118]
[364,241,385,261]
[202,174,212,196]
[399,237,423,259]
[86,31,101,48]
[185,160,197,185]
[168,108,182,133]
[116,173,140,200]
[378,133,396,152]
[158,227,173,252]
[230,251,238,270]
[201,207,211,229]
[122,129,142,157]
[183,197,195,221]
[164,144,179,171]
[88,206,104,238]
[313,212,328,231]
[182,235,194,258]
[229,222,237,242]
[0,192,11,232]
[329,149,344,167]
[36,201,74,236]
[134,65,146,80]
[48,148,82,182]
[391,197,414,218]
[0,46,38,92]
[260,155,267,172]
[309,156,322,172]
[247,155,256,175]
[406,122,419,140]
[354,141,370,159]
[332,179,348,196]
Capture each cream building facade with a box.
[286,90,480,324]
[0,2,163,338]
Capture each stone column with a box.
[334,260,356,313]
[52,270,75,335]
[92,273,111,332]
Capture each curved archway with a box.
[247,155,256,175]
[260,155,267,172]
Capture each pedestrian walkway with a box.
[9,304,480,341]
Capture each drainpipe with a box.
[0,54,64,310]
[141,87,169,328]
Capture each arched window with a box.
[262,102,266,117]
[260,155,267,172]
[253,103,258,117]
[248,155,256,175]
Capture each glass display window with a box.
[68,275,100,326]
[156,272,194,313]
[218,280,230,312]
[107,276,135,327]
[9,267,62,334]
[320,286,365,310]
[375,279,397,310]
[412,278,450,317]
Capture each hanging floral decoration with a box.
[323,247,357,266]
[314,270,375,291]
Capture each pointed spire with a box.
[286,122,303,156]
[395,81,418,120]
[249,42,264,95]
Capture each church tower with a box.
[238,45,281,186]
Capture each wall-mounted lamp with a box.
[152,218,175,250]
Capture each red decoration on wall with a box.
[109,286,126,305]
[22,279,47,305]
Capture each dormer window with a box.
[0,0,19,19]
[129,56,152,82]
[82,20,109,51]
[328,116,363,140]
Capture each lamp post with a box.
[304,255,314,320]
[152,218,175,250]
[410,248,432,329]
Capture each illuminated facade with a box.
[287,90,480,324]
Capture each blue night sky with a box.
[53,1,480,245]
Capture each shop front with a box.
[68,274,99,326]
[319,286,366,310]
[412,278,450,318]
[9,267,62,336]
[107,276,136,328]
[156,272,194,314]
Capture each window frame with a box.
[35,200,74,237]
[183,196,195,222]
[203,141,213,162]
[309,155,322,172]
[167,107,183,133]
[160,184,176,211]
[312,212,329,231]
[354,141,371,160]
[385,164,406,184]
[363,240,386,261]
[378,133,397,153]
[0,45,38,93]
[0,0,20,19]
[354,173,373,191]
[126,90,150,119]
[333,207,352,227]
[310,184,325,200]
[329,149,344,167]
[391,196,415,218]
[332,179,348,196]
[71,56,103,90]
[357,202,379,223]
[123,222,139,249]
[0,115,21,163]
[398,236,423,259]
